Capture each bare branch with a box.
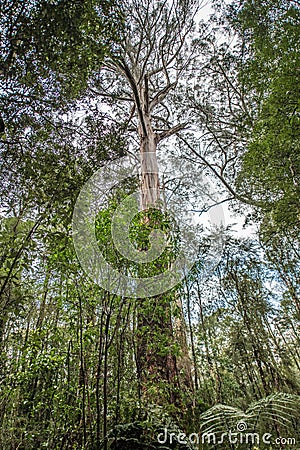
[116,58,148,137]
[150,81,177,111]
[178,134,266,208]
[157,122,188,142]
[89,88,133,103]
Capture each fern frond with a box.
[199,392,300,436]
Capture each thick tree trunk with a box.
[173,293,194,390]
[140,145,160,209]
[136,294,180,405]
[138,112,160,209]
[135,82,193,406]
[136,84,176,403]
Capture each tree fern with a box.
[199,392,300,435]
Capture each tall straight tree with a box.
[89,0,206,403]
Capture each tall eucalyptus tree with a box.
[89,0,210,403]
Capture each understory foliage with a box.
[0,0,300,449]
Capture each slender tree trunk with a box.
[78,290,87,447]
[103,312,110,450]
[186,284,199,391]
[96,309,105,448]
